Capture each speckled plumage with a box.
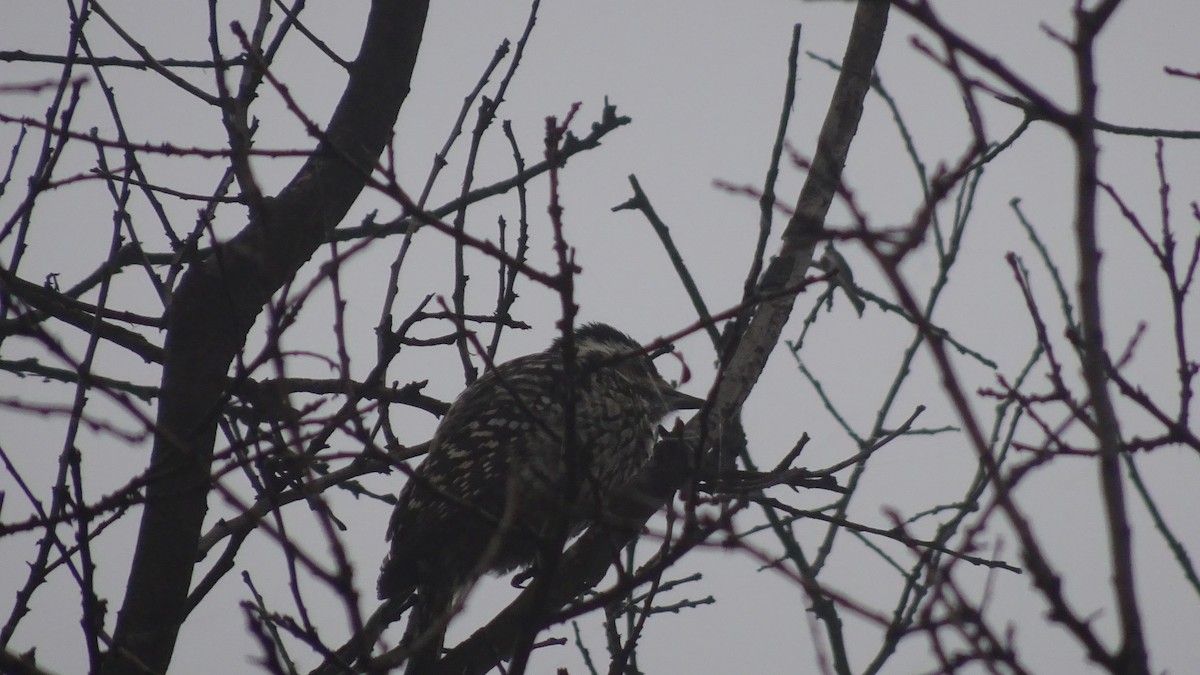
[377,323,700,601]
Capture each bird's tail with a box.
[401,584,455,675]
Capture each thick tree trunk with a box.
[100,2,431,673]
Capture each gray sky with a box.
[2,1,1199,673]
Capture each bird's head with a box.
[553,322,705,412]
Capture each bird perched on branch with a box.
[378,322,703,671]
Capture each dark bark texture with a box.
[100,2,431,673]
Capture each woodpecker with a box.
[377,323,702,670]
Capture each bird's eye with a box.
[639,358,662,381]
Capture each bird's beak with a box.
[665,389,706,411]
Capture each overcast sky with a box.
[3,1,1199,673]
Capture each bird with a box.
[377,322,703,671]
[817,243,866,317]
